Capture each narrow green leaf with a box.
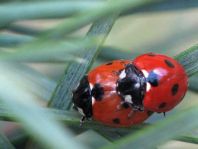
[48,14,119,110]
[175,135,198,144]
[75,130,111,149]
[174,44,198,77]
[94,130,128,142]
[99,46,136,60]
[0,37,98,62]
[1,0,198,25]
[189,74,198,92]
[0,1,104,27]
[0,63,88,149]
[0,34,34,47]
[42,0,163,38]
[0,103,147,133]
[0,0,171,65]
[2,63,56,101]
[7,24,42,36]
[122,0,198,15]
[0,132,15,149]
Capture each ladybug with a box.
[133,53,188,112]
[72,60,151,127]
[72,53,188,127]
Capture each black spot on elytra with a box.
[158,102,167,109]
[164,59,175,68]
[112,118,120,124]
[172,84,179,96]
[91,83,104,101]
[106,62,113,65]
[147,71,159,87]
[122,102,130,109]
[147,53,156,56]
[147,111,153,116]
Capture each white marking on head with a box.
[146,82,151,92]
[124,95,133,103]
[119,70,126,79]
[92,97,95,105]
[135,83,140,88]
[89,83,93,90]
[116,83,118,87]
[77,107,85,116]
[142,69,149,78]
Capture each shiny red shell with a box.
[133,53,188,112]
[88,60,150,127]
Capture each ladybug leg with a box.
[127,103,139,119]
[127,110,135,119]
[72,104,78,110]
[163,112,166,117]
[80,116,86,127]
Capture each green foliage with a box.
[0,0,197,149]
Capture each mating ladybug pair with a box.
[72,53,188,127]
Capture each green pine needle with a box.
[48,15,119,110]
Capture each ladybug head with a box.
[116,64,146,111]
[72,76,92,118]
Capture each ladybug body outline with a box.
[72,53,188,127]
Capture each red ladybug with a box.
[133,53,188,112]
[72,53,188,127]
[73,60,151,127]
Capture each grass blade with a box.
[0,104,148,133]
[122,0,198,15]
[75,130,110,149]
[1,0,197,28]
[3,63,56,101]
[0,1,104,27]
[174,44,198,77]
[48,14,119,110]
[7,24,42,36]
[0,63,88,149]
[42,0,163,38]
[175,135,198,144]
[0,37,98,62]
[189,74,198,92]
[0,34,33,47]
